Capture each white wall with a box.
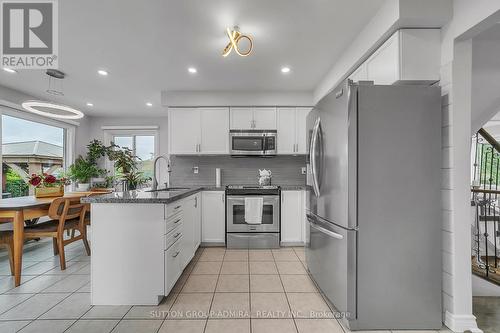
[439,1,500,332]
[470,29,500,132]
[162,90,313,107]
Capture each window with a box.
[1,114,66,198]
[104,129,158,184]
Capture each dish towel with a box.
[245,197,263,224]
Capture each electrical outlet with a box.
[301,167,307,175]
[193,166,199,174]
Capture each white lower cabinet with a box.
[164,193,202,295]
[164,237,183,295]
[202,191,225,244]
[280,190,306,245]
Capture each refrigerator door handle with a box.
[307,215,344,240]
[310,118,322,197]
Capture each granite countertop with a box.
[81,184,307,204]
[80,187,205,204]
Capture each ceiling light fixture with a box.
[146,102,153,107]
[86,102,94,107]
[281,67,291,73]
[222,26,253,57]
[3,67,17,73]
[97,69,109,76]
[188,67,197,74]
[22,101,84,120]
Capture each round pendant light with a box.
[22,100,84,119]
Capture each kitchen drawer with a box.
[165,224,183,250]
[227,233,280,249]
[165,212,183,235]
[165,236,183,295]
[166,202,183,219]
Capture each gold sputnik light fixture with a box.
[222,26,253,57]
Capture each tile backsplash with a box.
[170,155,306,186]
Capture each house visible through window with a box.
[1,115,65,198]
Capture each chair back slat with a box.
[48,198,86,231]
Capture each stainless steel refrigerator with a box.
[305,80,442,330]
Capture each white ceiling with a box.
[0,0,384,116]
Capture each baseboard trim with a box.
[444,311,482,332]
[201,242,225,247]
[280,241,305,247]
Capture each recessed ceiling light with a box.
[281,67,291,73]
[22,100,84,119]
[3,67,17,73]
[188,67,197,74]
[86,102,94,107]
[97,69,108,76]
[146,102,153,107]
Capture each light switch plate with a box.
[193,166,199,174]
[301,167,307,175]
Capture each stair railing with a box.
[471,128,500,282]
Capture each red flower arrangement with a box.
[28,173,68,188]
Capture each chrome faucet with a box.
[152,155,171,191]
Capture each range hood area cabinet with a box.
[230,107,277,130]
[168,107,230,155]
[277,107,311,154]
[350,29,440,85]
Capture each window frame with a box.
[0,105,76,197]
[103,128,159,177]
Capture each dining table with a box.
[0,191,105,287]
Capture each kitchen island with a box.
[82,187,205,305]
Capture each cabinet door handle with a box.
[174,219,181,224]
[172,251,180,258]
[174,205,181,210]
[174,232,181,238]
[194,197,197,208]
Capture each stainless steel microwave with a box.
[229,130,277,156]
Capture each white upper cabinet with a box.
[169,107,229,155]
[230,107,254,129]
[200,107,230,154]
[230,107,277,130]
[295,108,310,154]
[350,29,440,85]
[277,107,311,155]
[168,108,200,154]
[253,107,277,129]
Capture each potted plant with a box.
[68,156,104,191]
[123,171,151,190]
[28,173,68,198]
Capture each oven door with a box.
[226,195,280,232]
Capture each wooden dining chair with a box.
[70,191,102,238]
[0,228,14,275]
[24,197,90,270]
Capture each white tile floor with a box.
[0,238,452,333]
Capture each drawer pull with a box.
[174,219,181,224]
[174,232,181,238]
[174,205,181,210]
[172,251,180,258]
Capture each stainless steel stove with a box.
[225,185,281,249]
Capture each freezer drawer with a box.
[227,233,280,249]
[305,214,356,320]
